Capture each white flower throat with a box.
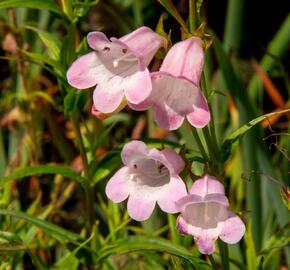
[132,158,170,187]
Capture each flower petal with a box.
[219,212,246,244]
[87,32,110,51]
[157,176,187,213]
[195,236,216,254]
[121,140,148,166]
[161,149,185,175]
[204,193,229,206]
[67,52,99,89]
[160,37,204,85]
[186,91,210,128]
[154,104,185,130]
[176,215,190,235]
[175,194,203,211]
[189,175,225,197]
[127,98,153,111]
[105,167,131,203]
[127,195,156,221]
[120,26,167,66]
[151,72,208,130]
[93,83,124,113]
[186,224,219,254]
[124,69,152,104]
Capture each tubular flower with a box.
[105,140,187,221]
[130,37,210,130]
[67,27,166,113]
[176,175,245,254]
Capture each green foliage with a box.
[0,0,289,269]
[98,236,211,269]
[221,109,290,162]
[0,0,62,14]
[1,164,88,190]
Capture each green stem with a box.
[189,0,196,32]
[201,74,220,153]
[200,74,220,164]
[208,255,218,270]
[72,115,95,227]
[72,116,90,179]
[218,240,229,270]
[191,127,208,161]
[202,126,218,161]
[147,109,154,137]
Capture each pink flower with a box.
[176,175,245,254]
[130,37,210,130]
[105,141,187,221]
[67,27,166,113]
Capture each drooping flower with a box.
[105,140,187,221]
[176,175,245,254]
[130,37,210,130]
[67,27,166,113]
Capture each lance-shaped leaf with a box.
[0,164,88,191]
[98,236,211,269]
[221,109,290,162]
[0,210,82,243]
[0,0,62,15]
[25,26,61,60]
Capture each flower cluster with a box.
[67,26,210,130]
[67,27,245,255]
[105,141,245,254]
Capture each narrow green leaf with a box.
[1,164,87,190]
[0,231,26,256]
[245,222,258,270]
[25,26,61,60]
[0,209,82,243]
[223,0,245,54]
[221,109,290,161]
[60,0,74,21]
[22,50,64,75]
[0,0,62,15]
[157,0,188,32]
[248,13,290,99]
[0,231,22,243]
[213,36,256,120]
[98,236,211,269]
[0,243,26,255]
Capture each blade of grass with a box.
[248,13,290,99]
[0,0,62,15]
[213,37,262,250]
[223,0,245,54]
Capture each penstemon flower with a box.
[67,27,166,113]
[105,140,187,221]
[176,175,245,254]
[130,37,210,130]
